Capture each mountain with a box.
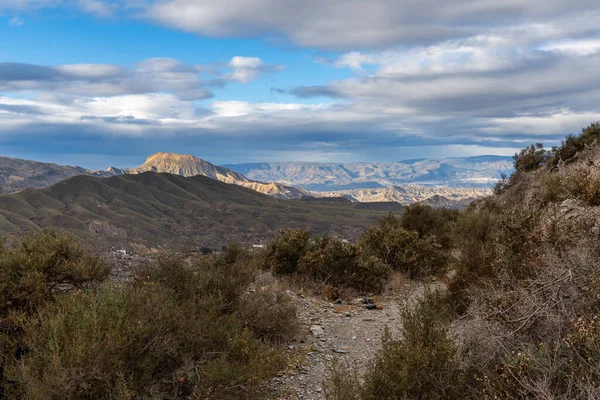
[0,156,110,194]
[105,152,312,200]
[0,153,310,200]
[314,185,490,207]
[224,155,513,190]
[0,172,403,250]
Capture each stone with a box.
[310,325,325,337]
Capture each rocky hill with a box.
[225,155,513,190]
[314,185,490,207]
[0,172,403,250]
[107,152,312,199]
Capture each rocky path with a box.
[270,285,417,400]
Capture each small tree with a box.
[513,142,549,173]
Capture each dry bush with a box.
[327,291,466,400]
[0,230,109,396]
[452,210,600,398]
[238,287,299,344]
[4,244,291,399]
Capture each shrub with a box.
[0,231,109,396]
[401,203,458,249]
[543,163,600,206]
[551,122,600,166]
[298,236,390,293]
[328,291,465,400]
[6,249,290,399]
[264,229,311,275]
[513,142,550,173]
[238,288,298,344]
[448,207,500,312]
[360,214,448,279]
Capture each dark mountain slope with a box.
[0,172,403,250]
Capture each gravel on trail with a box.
[270,287,421,400]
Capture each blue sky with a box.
[1,0,600,169]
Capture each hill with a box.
[0,156,109,194]
[0,172,403,250]
[0,153,310,200]
[107,152,311,199]
[224,155,513,190]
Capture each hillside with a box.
[0,153,310,200]
[224,155,513,190]
[106,152,311,199]
[0,156,109,194]
[0,172,403,250]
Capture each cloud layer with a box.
[1,0,599,165]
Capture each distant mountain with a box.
[0,156,110,194]
[0,153,310,200]
[224,155,513,190]
[314,185,490,207]
[0,172,403,250]
[105,152,312,200]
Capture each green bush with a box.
[328,292,465,400]
[298,236,390,293]
[401,203,458,249]
[551,122,600,166]
[264,229,311,275]
[513,142,549,173]
[360,214,448,278]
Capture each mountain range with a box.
[0,154,309,199]
[104,152,310,199]
[224,155,513,190]
[0,172,402,250]
[0,153,511,206]
[316,185,491,207]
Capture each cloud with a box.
[77,0,112,16]
[0,56,282,100]
[137,0,600,50]
[8,16,23,26]
[227,56,283,83]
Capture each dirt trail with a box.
[270,282,428,400]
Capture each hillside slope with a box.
[0,172,403,250]
[0,156,109,194]
[106,152,311,199]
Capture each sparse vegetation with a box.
[1,234,296,399]
[325,122,600,399]
[6,123,600,399]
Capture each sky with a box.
[0,0,600,169]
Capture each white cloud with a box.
[0,56,283,99]
[8,16,23,26]
[138,0,600,49]
[227,56,282,83]
[540,39,600,55]
[77,0,112,16]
